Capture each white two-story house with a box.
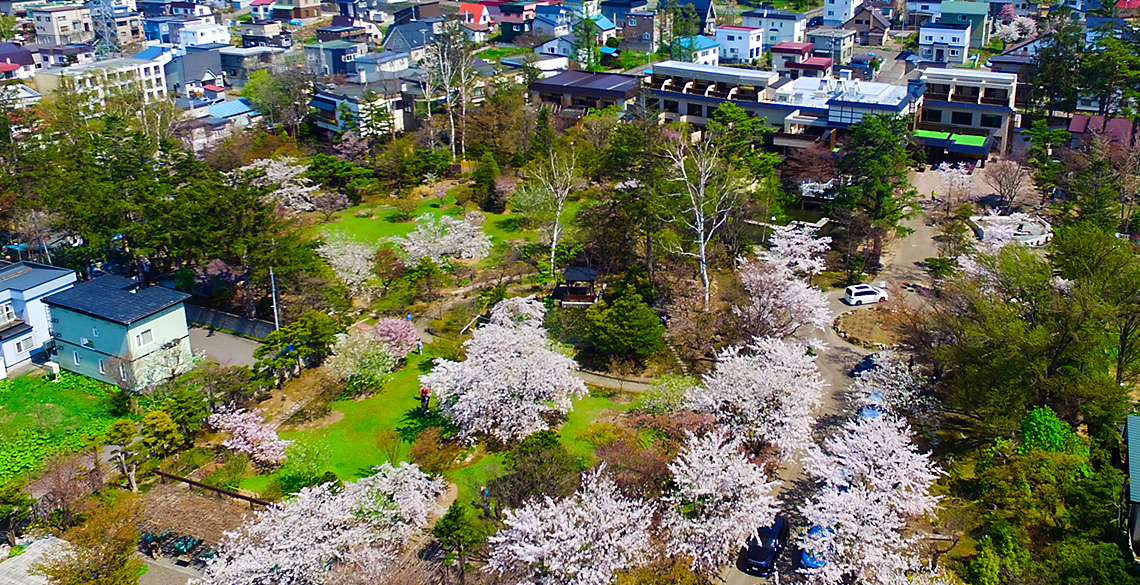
[0,262,76,378]
[918,21,971,64]
[741,8,807,48]
[714,26,764,63]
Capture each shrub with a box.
[586,285,664,362]
[409,428,463,475]
[203,454,250,490]
[576,423,626,447]
[639,375,697,414]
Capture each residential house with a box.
[139,0,174,17]
[392,1,441,24]
[501,52,569,76]
[460,20,492,42]
[535,33,576,58]
[999,33,1044,57]
[27,43,95,67]
[672,34,719,66]
[317,24,370,42]
[918,21,970,64]
[771,40,813,70]
[108,12,145,47]
[241,19,293,47]
[305,40,366,75]
[310,77,406,139]
[822,0,861,26]
[563,0,601,17]
[0,262,75,379]
[0,42,37,80]
[741,8,807,49]
[328,15,385,42]
[31,4,92,45]
[142,15,213,43]
[647,60,924,147]
[36,57,167,104]
[530,69,642,110]
[165,44,224,97]
[498,1,536,42]
[987,53,1031,106]
[918,68,1018,154]
[1118,0,1140,17]
[271,0,320,19]
[532,5,572,38]
[714,26,763,63]
[2,83,41,107]
[589,13,616,44]
[459,2,492,25]
[842,5,889,45]
[45,276,193,391]
[218,45,288,85]
[1124,415,1140,559]
[936,1,990,48]
[170,1,214,18]
[600,0,647,23]
[905,0,944,25]
[176,98,262,151]
[249,0,273,20]
[807,27,855,64]
[178,22,231,46]
[383,20,437,62]
[1068,114,1139,147]
[354,50,409,80]
[618,10,656,51]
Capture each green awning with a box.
[950,134,987,147]
[915,129,950,140]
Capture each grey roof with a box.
[356,50,409,64]
[741,8,806,21]
[44,275,190,325]
[0,261,73,292]
[1129,414,1140,502]
[0,536,66,585]
[385,21,436,50]
[0,43,34,66]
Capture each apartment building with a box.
[806,28,855,65]
[31,4,93,45]
[937,1,990,48]
[36,57,167,103]
[918,68,1018,154]
[178,22,231,47]
[918,21,970,64]
[714,26,763,63]
[822,0,861,26]
[741,8,807,48]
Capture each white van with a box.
[844,284,888,305]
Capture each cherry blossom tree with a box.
[487,468,653,585]
[994,16,1036,43]
[663,430,779,575]
[199,462,445,585]
[392,213,491,264]
[318,230,379,299]
[325,329,399,392]
[762,224,832,278]
[208,408,291,465]
[850,352,938,423]
[799,485,915,585]
[237,157,325,212]
[803,414,940,519]
[488,295,547,328]
[420,317,587,442]
[686,337,823,455]
[732,257,831,339]
[373,319,420,359]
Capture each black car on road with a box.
[807,16,823,27]
[743,516,790,575]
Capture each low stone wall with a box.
[185,305,276,340]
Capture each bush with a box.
[488,431,585,511]
[586,284,664,362]
[203,454,250,490]
[639,375,697,414]
[276,441,332,494]
[575,423,626,447]
[168,447,217,476]
[409,428,463,475]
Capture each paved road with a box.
[189,327,260,368]
[721,209,937,585]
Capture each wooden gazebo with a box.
[554,266,598,307]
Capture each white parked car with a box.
[844,284,888,305]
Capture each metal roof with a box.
[674,34,719,50]
[44,275,190,326]
[208,98,254,118]
[939,1,992,14]
[1129,415,1140,502]
[0,261,73,293]
[530,70,642,100]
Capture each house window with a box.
[950,49,960,56]
[951,37,959,43]
[959,14,968,20]
[828,10,834,15]
[92,327,98,337]
[14,336,33,353]
[73,351,80,365]
[135,329,154,347]
[120,363,126,380]
[951,111,973,125]
[922,108,943,122]
[98,359,106,374]
[726,34,734,40]
[0,303,13,325]
[925,35,932,41]
[980,114,1002,128]
[920,4,930,9]
[642,31,650,39]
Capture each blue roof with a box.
[674,35,719,50]
[0,261,73,293]
[208,99,254,118]
[599,46,616,54]
[44,276,190,326]
[1128,415,1140,502]
[132,46,166,60]
[591,14,616,31]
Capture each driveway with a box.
[189,327,260,368]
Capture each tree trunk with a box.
[242,252,256,319]
[550,200,564,283]
[698,235,710,310]
[446,92,457,160]
[869,231,885,269]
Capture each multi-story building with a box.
[382,20,437,62]
[600,0,647,23]
[497,1,537,42]
[0,42,37,80]
[36,57,167,104]
[530,69,642,111]
[178,22,231,46]
[618,10,656,51]
[806,28,855,65]
[918,68,1018,154]
[0,262,75,379]
[822,0,861,27]
[714,26,763,63]
[142,14,212,43]
[218,44,287,85]
[45,276,193,392]
[31,4,92,45]
[110,12,145,46]
[918,21,970,64]
[771,41,833,78]
[905,0,943,25]
[311,77,407,139]
[304,39,366,75]
[842,5,889,45]
[936,1,990,48]
[28,43,96,67]
[533,4,572,38]
[169,1,213,18]
[165,44,224,96]
[741,8,807,49]
[271,0,319,19]
[240,20,293,47]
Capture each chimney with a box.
[359,67,366,83]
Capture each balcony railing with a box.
[980,96,1010,106]
[949,93,980,104]
[924,91,949,101]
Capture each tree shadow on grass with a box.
[494,216,524,234]
[397,406,459,443]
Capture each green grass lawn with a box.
[0,373,117,481]
[476,46,533,62]
[241,352,633,504]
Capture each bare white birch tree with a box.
[528,150,581,282]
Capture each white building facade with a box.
[714,26,763,63]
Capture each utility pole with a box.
[30,212,51,265]
[269,266,280,331]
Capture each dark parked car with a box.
[744,516,790,575]
[807,15,823,27]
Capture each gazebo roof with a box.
[564,266,598,282]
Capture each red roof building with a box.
[1069,114,1138,146]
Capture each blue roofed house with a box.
[672,34,720,65]
[589,13,617,44]
[533,5,573,38]
[176,98,262,151]
[44,276,192,391]
[0,262,76,379]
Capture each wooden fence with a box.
[154,470,270,509]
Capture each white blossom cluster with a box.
[663,429,779,575]
[238,157,325,212]
[762,224,832,277]
[686,337,824,456]
[392,213,491,264]
[197,462,445,585]
[850,351,938,425]
[994,16,1036,43]
[325,328,399,390]
[420,298,586,442]
[488,295,547,328]
[317,230,380,299]
[208,408,291,465]
[487,468,653,585]
[733,256,832,339]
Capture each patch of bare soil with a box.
[279,409,345,432]
[138,481,255,546]
[835,308,902,349]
